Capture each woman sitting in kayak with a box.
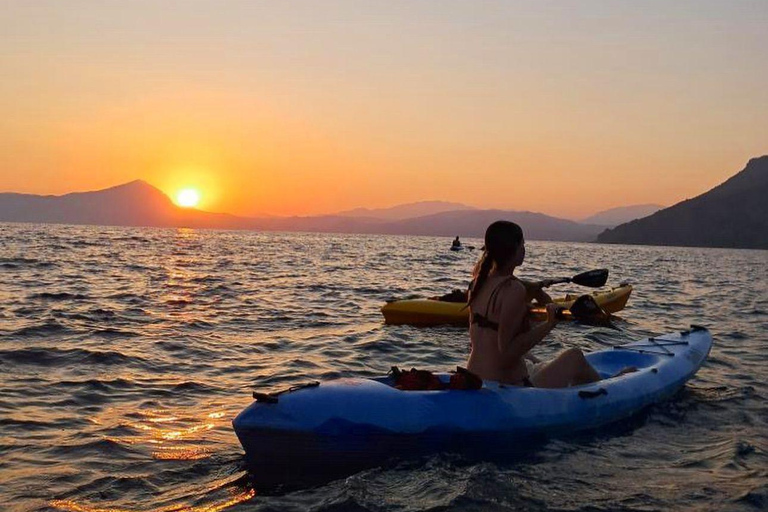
[466,220,604,388]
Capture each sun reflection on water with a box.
[52,405,252,511]
[151,446,210,460]
[104,408,223,461]
[146,415,180,424]
[50,488,256,512]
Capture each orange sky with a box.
[1,2,766,219]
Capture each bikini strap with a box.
[483,276,516,319]
[472,276,516,330]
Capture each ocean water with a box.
[1,223,766,512]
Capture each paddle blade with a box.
[571,269,609,288]
[569,294,611,325]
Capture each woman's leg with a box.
[530,348,601,389]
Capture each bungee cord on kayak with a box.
[611,327,708,357]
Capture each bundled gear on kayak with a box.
[389,366,483,391]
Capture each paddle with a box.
[539,268,608,289]
[441,269,609,304]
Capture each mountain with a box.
[0,180,253,229]
[581,204,664,227]
[597,156,768,249]
[370,209,604,241]
[0,180,600,241]
[334,201,476,220]
[246,209,604,241]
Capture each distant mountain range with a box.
[7,161,762,248]
[581,204,664,227]
[0,180,614,241]
[359,209,603,242]
[335,201,476,221]
[598,156,768,249]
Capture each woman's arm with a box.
[530,287,553,305]
[504,318,556,362]
[521,279,553,305]
[497,285,558,363]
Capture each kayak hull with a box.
[234,326,711,486]
[381,284,633,326]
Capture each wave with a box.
[10,320,71,337]
[31,292,89,301]
[54,378,137,391]
[0,347,139,367]
[0,257,58,269]
[0,417,60,431]
[734,484,768,509]
[44,437,140,459]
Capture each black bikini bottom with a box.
[508,376,534,387]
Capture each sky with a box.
[1,0,767,219]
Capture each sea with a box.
[1,223,766,512]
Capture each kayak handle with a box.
[252,392,279,404]
[252,381,320,404]
[578,388,607,399]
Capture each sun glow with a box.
[176,188,201,208]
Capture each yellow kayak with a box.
[381,284,633,326]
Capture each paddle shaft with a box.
[540,268,608,289]
[540,277,571,287]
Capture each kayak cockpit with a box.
[586,350,664,379]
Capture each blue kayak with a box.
[234,326,712,485]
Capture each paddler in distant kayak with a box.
[452,236,462,249]
[466,220,612,388]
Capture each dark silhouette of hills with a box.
[0,180,252,229]
[0,179,608,241]
[228,209,604,241]
[335,201,476,220]
[366,209,603,241]
[597,156,768,249]
[581,204,664,227]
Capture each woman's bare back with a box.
[467,275,529,384]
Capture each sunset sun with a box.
[176,188,201,208]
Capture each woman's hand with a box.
[545,303,562,325]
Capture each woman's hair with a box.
[467,221,524,306]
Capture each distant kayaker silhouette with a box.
[451,236,462,251]
[466,220,635,387]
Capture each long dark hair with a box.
[467,221,524,306]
